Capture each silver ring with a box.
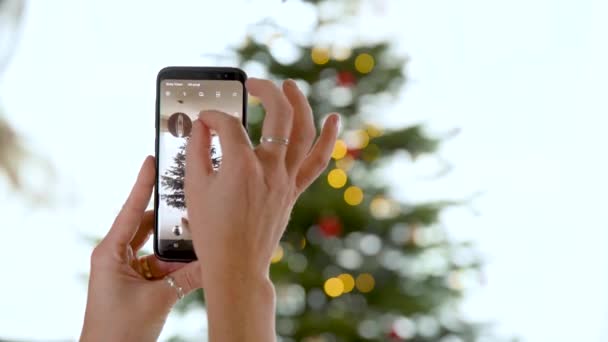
[164,276,185,300]
[260,136,289,146]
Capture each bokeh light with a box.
[393,317,416,339]
[271,244,284,264]
[307,288,326,310]
[329,86,353,107]
[355,273,375,293]
[336,155,355,171]
[354,53,375,74]
[331,139,348,160]
[337,273,355,293]
[390,224,411,244]
[327,168,348,188]
[370,196,400,219]
[287,253,308,273]
[359,234,382,255]
[276,284,306,316]
[344,186,363,206]
[358,320,380,339]
[268,36,302,65]
[311,47,330,65]
[365,123,383,137]
[337,248,363,270]
[331,45,352,61]
[416,316,440,338]
[344,129,370,149]
[324,277,344,297]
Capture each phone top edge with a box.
[157,66,247,82]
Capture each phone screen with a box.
[156,75,245,260]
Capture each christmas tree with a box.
[170,1,497,341]
[161,139,188,209]
[161,139,219,209]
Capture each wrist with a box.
[203,270,277,342]
[202,266,273,296]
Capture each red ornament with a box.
[388,328,401,340]
[318,216,342,237]
[347,148,361,159]
[336,71,356,87]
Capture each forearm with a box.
[203,271,276,342]
[81,317,164,342]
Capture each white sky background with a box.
[1,0,607,341]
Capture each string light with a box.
[365,123,383,137]
[324,277,344,297]
[344,129,370,149]
[344,186,364,206]
[327,168,348,188]
[336,155,355,171]
[338,273,355,293]
[311,47,330,65]
[331,139,348,160]
[271,244,284,263]
[370,196,399,219]
[332,46,352,61]
[354,53,375,74]
[356,273,375,293]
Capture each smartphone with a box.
[154,67,247,262]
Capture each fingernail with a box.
[286,79,296,87]
[333,114,342,132]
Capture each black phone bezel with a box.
[154,66,248,262]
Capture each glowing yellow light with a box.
[300,237,307,250]
[344,186,364,206]
[248,96,261,105]
[327,168,348,188]
[365,124,383,138]
[338,273,355,293]
[332,139,348,160]
[324,277,344,297]
[357,130,370,148]
[311,47,330,65]
[356,273,375,293]
[362,144,380,162]
[271,245,284,264]
[370,196,399,219]
[355,53,375,74]
[336,156,355,171]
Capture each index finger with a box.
[196,110,252,166]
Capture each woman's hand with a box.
[81,156,202,342]
[185,78,340,341]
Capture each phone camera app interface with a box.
[158,79,243,249]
